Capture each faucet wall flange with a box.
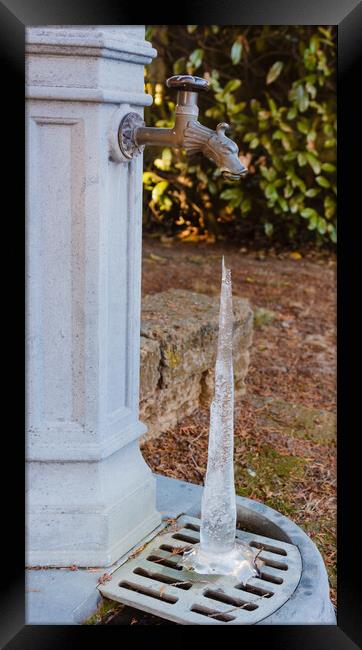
[118,111,146,160]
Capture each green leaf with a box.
[290,197,302,213]
[298,153,307,166]
[267,96,278,115]
[304,49,317,71]
[296,85,309,112]
[281,136,291,151]
[250,99,261,113]
[306,153,321,174]
[266,61,284,85]
[316,175,330,188]
[224,79,242,94]
[289,173,306,193]
[318,27,332,40]
[280,121,293,133]
[287,107,297,120]
[220,187,243,208]
[309,35,320,53]
[220,189,242,200]
[324,195,336,219]
[301,207,318,219]
[264,222,274,237]
[283,152,297,161]
[231,41,243,65]
[278,196,289,211]
[284,184,293,198]
[173,57,186,75]
[154,148,172,171]
[208,181,217,195]
[317,217,327,234]
[297,120,309,134]
[307,130,317,143]
[307,214,318,230]
[244,132,258,143]
[143,171,160,189]
[306,81,317,99]
[272,129,284,140]
[265,184,278,200]
[189,48,203,70]
[160,196,172,212]
[205,106,224,120]
[152,181,169,202]
[196,168,208,184]
[260,166,277,182]
[323,124,334,137]
[305,188,320,197]
[321,163,336,173]
[250,137,259,149]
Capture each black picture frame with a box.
[1,0,361,647]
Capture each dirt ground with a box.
[96,238,336,625]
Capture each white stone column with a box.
[26,26,161,567]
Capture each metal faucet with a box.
[118,75,247,179]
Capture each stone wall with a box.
[140,289,253,437]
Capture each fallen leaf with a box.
[149,253,168,264]
[290,251,302,260]
[172,545,189,555]
[98,573,112,584]
[128,543,147,559]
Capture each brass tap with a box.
[118,75,247,179]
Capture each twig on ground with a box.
[206,591,270,618]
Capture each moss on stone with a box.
[163,346,181,369]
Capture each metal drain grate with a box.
[99,515,302,625]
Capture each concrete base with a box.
[26,475,336,625]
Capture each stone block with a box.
[139,336,161,399]
[140,373,202,437]
[140,289,253,437]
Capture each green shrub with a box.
[143,26,336,246]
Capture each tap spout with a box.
[183,121,247,179]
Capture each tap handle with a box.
[166,75,209,93]
[216,122,231,136]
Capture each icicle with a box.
[182,257,258,583]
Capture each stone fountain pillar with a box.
[26,26,161,567]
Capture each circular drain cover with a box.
[99,515,302,625]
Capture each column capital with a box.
[26,26,157,64]
[26,25,156,105]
